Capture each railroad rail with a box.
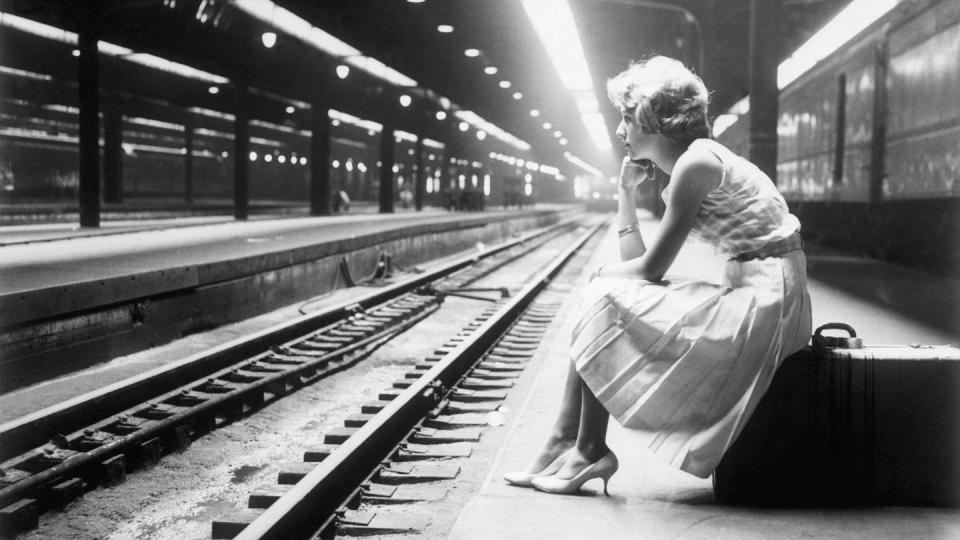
[222,220,604,539]
[0,217,595,536]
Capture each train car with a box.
[716,0,960,278]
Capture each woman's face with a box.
[615,106,654,161]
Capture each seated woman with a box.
[505,56,812,494]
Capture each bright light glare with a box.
[564,151,602,177]
[778,0,900,89]
[336,65,350,79]
[464,48,480,57]
[399,94,412,107]
[522,0,610,152]
[477,130,486,140]
[435,110,447,120]
[459,121,469,132]
[285,105,295,114]
[484,66,498,75]
[437,24,454,33]
[581,112,610,151]
[499,80,511,89]
[529,109,540,117]
[513,92,523,100]
[712,114,739,137]
[261,31,277,48]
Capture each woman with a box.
[504,56,812,494]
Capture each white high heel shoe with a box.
[503,451,568,487]
[531,451,618,496]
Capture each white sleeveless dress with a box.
[571,139,812,478]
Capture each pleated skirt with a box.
[571,250,812,478]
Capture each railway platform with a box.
[448,216,960,539]
[0,204,576,392]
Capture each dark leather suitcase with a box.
[714,323,960,507]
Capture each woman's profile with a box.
[504,55,812,494]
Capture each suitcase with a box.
[714,323,960,507]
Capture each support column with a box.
[232,31,250,221]
[77,4,100,227]
[413,135,425,211]
[310,100,331,215]
[378,89,396,214]
[747,0,780,183]
[184,117,194,204]
[103,104,123,203]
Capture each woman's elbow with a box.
[641,271,665,282]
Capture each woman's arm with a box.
[601,149,722,281]
[616,158,651,261]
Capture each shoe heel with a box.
[601,475,611,497]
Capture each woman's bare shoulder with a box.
[672,144,723,193]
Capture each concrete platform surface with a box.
[448,217,960,540]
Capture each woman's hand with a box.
[619,157,655,191]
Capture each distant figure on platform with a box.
[505,56,812,494]
[332,190,350,213]
[399,186,413,209]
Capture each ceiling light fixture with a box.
[336,64,349,79]
[399,94,412,107]
[261,31,277,48]
[437,24,453,33]
[435,110,447,120]
[464,48,480,57]
[529,109,540,117]
[499,80,511,89]
[484,66,498,75]
[513,92,522,100]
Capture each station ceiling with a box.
[0,0,849,176]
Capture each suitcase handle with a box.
[812,322,863,349]
[814,322,857,337]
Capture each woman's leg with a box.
[522,360,582,471]
[554,378,611,477]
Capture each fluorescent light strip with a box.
[127,117,184,131]
[395,129,418,143]
[454,110,531,151]
[229,0,416,87]
[423,138,445,149]
[249,87,311,110]
[0,12,229,85]
[778,0,900,89]
[195,127,235,140]
[0,65,53,81]
[521,0,610,152]
[563,151,602,177]
[330,109,383,133]
[249,136,284,147]
[0,127,79,143]
[250,119,311,137]
[188,107,235,121]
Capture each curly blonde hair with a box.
[607,56,711,145]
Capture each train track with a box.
[219,220,604,539]
[0,217,601,537]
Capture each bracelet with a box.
[617,223,639,238]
